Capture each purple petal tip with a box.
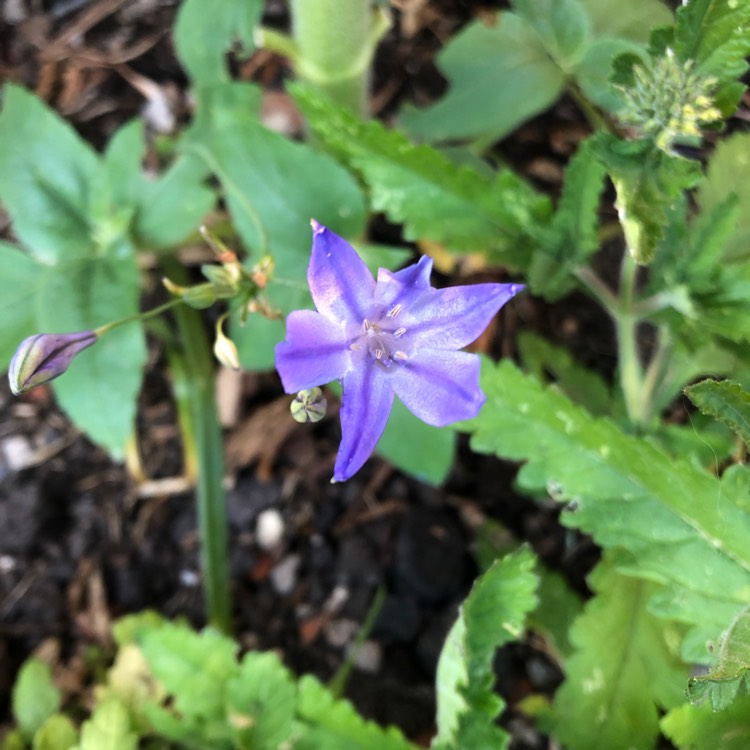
[310,219,324,235]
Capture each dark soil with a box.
[0,1,614,747]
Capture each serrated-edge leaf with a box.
[685,378,750,450]
[293,84,550,266]
[662,694,750,749]
[433,548,538,749]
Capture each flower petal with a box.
[405,282,523,350]
[390,349,484,427]
[334,365,394,482]
[374,256,433,308]
[308,221,375,322]
[275,309,350,393]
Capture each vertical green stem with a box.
[162,258,232,634]
[291,0,373,116]
[616,252,646,427]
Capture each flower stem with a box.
[290,0,389,116]
[161,257,232,634]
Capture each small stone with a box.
[270,554,300,596]
[348,639,382,674]
[256,508,285,550]
[324,618,359,649]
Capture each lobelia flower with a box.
[275,221,523,482]
[8,331,98,395]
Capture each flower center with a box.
[349,304,408,368]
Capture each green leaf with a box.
[531,567,582,660]
[517,331,612,415]
[294,85,550,267]
[138,623,238,721]
[400,13,566,143]
[183,82,366,369]
[0,244,44,367]
[662,694,750,749]
[685,379,750,451]
[512,0,590,66]
[698,133,750,262]
[12,660,61,737]
[673,0,750,112]
[687,605,750,710]
[74,699,138,750]
[552,560,686,750]
[226,652,296,750]
[529,135,608,299]
[38,254,146,459]
[433,548,538,750]
[295,674,418,750]
[464,360,750,660]
[32,714,78,750]
[173,0,264,87]
[0,85,99,261]
[577,0,672,42]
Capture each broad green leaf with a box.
[464,360,750,659]
[529,135,608,299]
[0,243,44,366]
[698,133,750,262]
[552,561,686,750]
[74,699,137,750]
[685,379,750,451]
[577,0,672,42]
[12,660,60,737]
[687,605,750,709]
[173,0,264,87]
[226,652,296,749]
[662,694,750,749]
[294,85,550,267]
[517,331,612,415]
[532,568,582,660]
[32,714,78,750]
[433,548,538,750]
[400,13,566,143]
[512,0,590,66]
[138,623,238,721]
[183,82,366,369]
[38,254,146,459]
[295,674,417,750]
[0,85,99,261]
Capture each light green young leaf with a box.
[697,132,750,262]
[0,85,99,261]
[294,84,550,267]
[226,651,297,750]
[38,255,146,460]
[687,605,750,710]
[552,560,686,750]
[12,660,61,737]
[528,135,608,299]
[0,244,43,367]
[400,13,566,143]
[138,623,239,721]
[662,694,750,750]
[183,82,366,369]
[684,379,750,451]
[32,714,78,750]
[464,360,750,659]
[74,699,137,750]
[517,331,612,415]
[433,548,538,750]
[174,0,264,87]
[295,674,417,750]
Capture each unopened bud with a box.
[291,387,327,423]
[163,277,217,309]
[213,319,240,371]
[8,331,98,395]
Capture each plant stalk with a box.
[161,257,232,634]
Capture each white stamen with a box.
[394,351,408,360]
[387,304,402,318]
[394,327,407,338]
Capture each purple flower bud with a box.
[8,331,98,395]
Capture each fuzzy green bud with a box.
[8,331,98,395]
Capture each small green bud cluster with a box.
[617,49,721,153]
[291,387,327,423]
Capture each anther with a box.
[394,351,408,360]
[363,319,372,331]
[350,343,362,351]
[375,348,384,360]
[387,304,402,318]
[394,327,407,338]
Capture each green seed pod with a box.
[291,387,327,423]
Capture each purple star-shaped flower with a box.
[275,222,523,481]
